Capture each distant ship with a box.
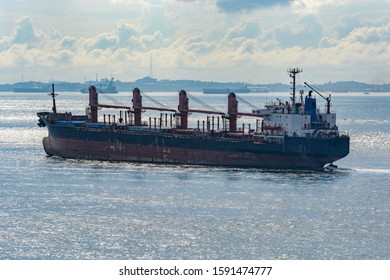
[203,86,251,94]
[13,82,50,93]
[37,68,349,169]
[80,77,118,94]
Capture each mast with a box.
[288,67,303,105]
[50,83,57,114]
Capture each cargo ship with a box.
[80,77,118,94]
[37,68,349,169]
[13,82,50,93]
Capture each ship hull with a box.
[13,88,49,93]
[42,124,349,169]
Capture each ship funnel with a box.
[178,90,189,129]
[89,85,98,122]
[132,87,142,126]
[228,92,238,133]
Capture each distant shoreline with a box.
[1,77,389,93]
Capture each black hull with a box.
[13,88,49,93]
[41,123,349,169]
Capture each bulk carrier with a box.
[37,68,349,169]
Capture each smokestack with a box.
[89,85,98,122]
[228,92,238,133]
[132,88,142,126]
[178,90,189,129]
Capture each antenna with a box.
[288,67,303,105]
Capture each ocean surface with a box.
[0,91,389,260]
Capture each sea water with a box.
[0,91,389,260]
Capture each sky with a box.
[1,0,390,84]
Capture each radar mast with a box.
[288,67,303,105]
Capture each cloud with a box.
[87,33,117,50]
[141,4,178,37]
[47,50,74,65]
[1,0,390,84]
[79,20,169,52]
[0,16,48,51]
[115,20,141,47]
[183,36,215,54]
[334,14,364,39]
[12,16,37,44]
[135,31,170,50]
[60,36,77,50]
[224,18,261,41]
[216,0,291,12]
[0,36,11,52]
[292,0,329,14]
[346,22,390,44]
[271,15,323,48]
